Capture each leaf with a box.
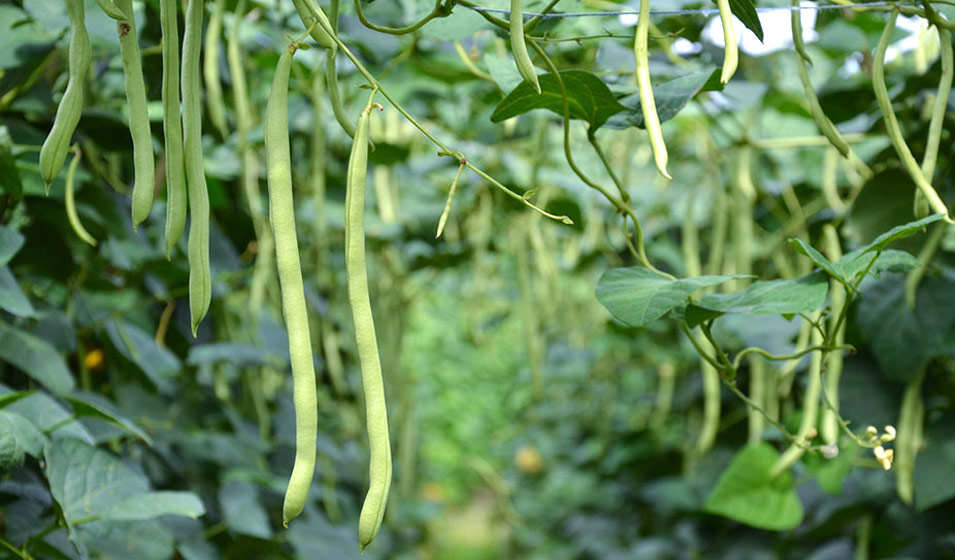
[0,391,33,409]
[605,69,722,129]
[490,70,629,129]
[788,238,839,279]
[102,491,205,521]
[187,342,286,368]
[855,275,955,382]
[805,445,855,495]
[65,393,153,445]
[219,481,273,539]
[595,268,746,328]
[4,390,93,442]
[704,443,803,530]
[855,213,944,255]
[0,266,34,317]
[832,249,920,283]
[726,0,763,42]
[0,410,46,468]
[0,137,22,198]
[692,273,828,318]
[914,421,955,511]
[0,225,25,267]
[0,320,74,395]
[104,320,179,394]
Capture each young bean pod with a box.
[895,370,925,505]
[921,27,953,181]
[716,0,738,84]
[633,0,670,179]
[64,149,97,246]
[182,0,212,334]
[161,0,186,258]
[115,0,156,230]
[39,0,91,193]
[874,11,951,220]
[510,0,541,93]
[820,224,844,445]
[94,0,126,21]
[325,50,357,138]
[266,41,318,527]
[346,102,393,553]
[292,0,336,49]
[771,317,823,477]
[436,161,465,238]
[204,0,229,139]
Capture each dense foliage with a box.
[2,0,955,558]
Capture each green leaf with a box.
[0,391,33,409]
[490,70,629,129]
[0,410,46,468]
[788,238,839,279]
[102,491,205,521]
[219,481,273,539]
[914,422,955,511]
[0,320,74,395]
[105,320,179,394]
[856,214,944,254]
[595,268,746,328]
[693,273,828,317]
[0,225,25,267]
[606,68,722,129]
[726,0,763,42]
[0,133,22,198]
[805,445,855,495]
[66,393,153,445]
[0,266,34,317]
[704,443,803,530]
[832,249,920,283]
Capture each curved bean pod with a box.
[65,149,97,246]
[633,0,670,179]
[204,0,229,139]
[325,50,357,138]
[182,0,212,334]
[346,103,393,552]
[94,0,126,21]
[115,0,156,230]
[161,0,186,258]
[510,0,540,93]
[266,41,318,527]
[292,0,336,49]
[921,26,953,181]
[874,11,951,220]
[39,0,91,193]
[716,0,738,84]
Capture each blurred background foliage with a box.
[2,0,955,558]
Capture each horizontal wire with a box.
[463,1,920,19]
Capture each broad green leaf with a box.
[219,481,272,539]
[0,410,46,468]
[914,422,955,511]
[788,238,838,279]
[693,273,828,317]
[187,342,286,368]
[4,390,93,442]
[0,391,33,409]
[105,320,179,394]
[0,320,74,395]
[855,276,955,382]
[103,491,205,521]
[66,393,153,445]
[0,133,21,198]
[0,225,25,266]
[856,214,944,254]
[726,0,763,42]
[704,443,803,530]
[606,69,722,129]
[805,445,855,495]
[595,268,746,328]
[490,71,629,129]
[483,53,523,94]
[0,266,34,317]
[832,249,920,283]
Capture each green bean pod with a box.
[895,370,925,505]
[39,0,91,193]
[820,224,844,445]
[771,317,823,477]
[94,0,126,20]
[266,42,318,527]
[921,27,953,181]
[510,0,540,93]
[346,103,393,552]
[161,0,186,258]
[65,149,97,246]
[115,0,155,230]
[326,50,357,138]
[633,0,670,179]
[716,0,738,84]
[292,0,336,49]
[182,0,212,334]
[874,11,950,219]
[204,0,229,139]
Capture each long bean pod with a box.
[115,0,156,230]
[161,0,186,257]
[346,101,393,552]
[716,0,738,84]
[266,41,318,527]
[874,11,951,220]
[39,0,91,193]
[771,317,823,477]
[292,0,336,49]
[182,0,212,334]
[921,26,953,181]
[204,0,229,139]
[65,149,97,246]
[510,0,540,93]
[820,224,844,445]
[633,0,670,179]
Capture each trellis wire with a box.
[463,1,920,19]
